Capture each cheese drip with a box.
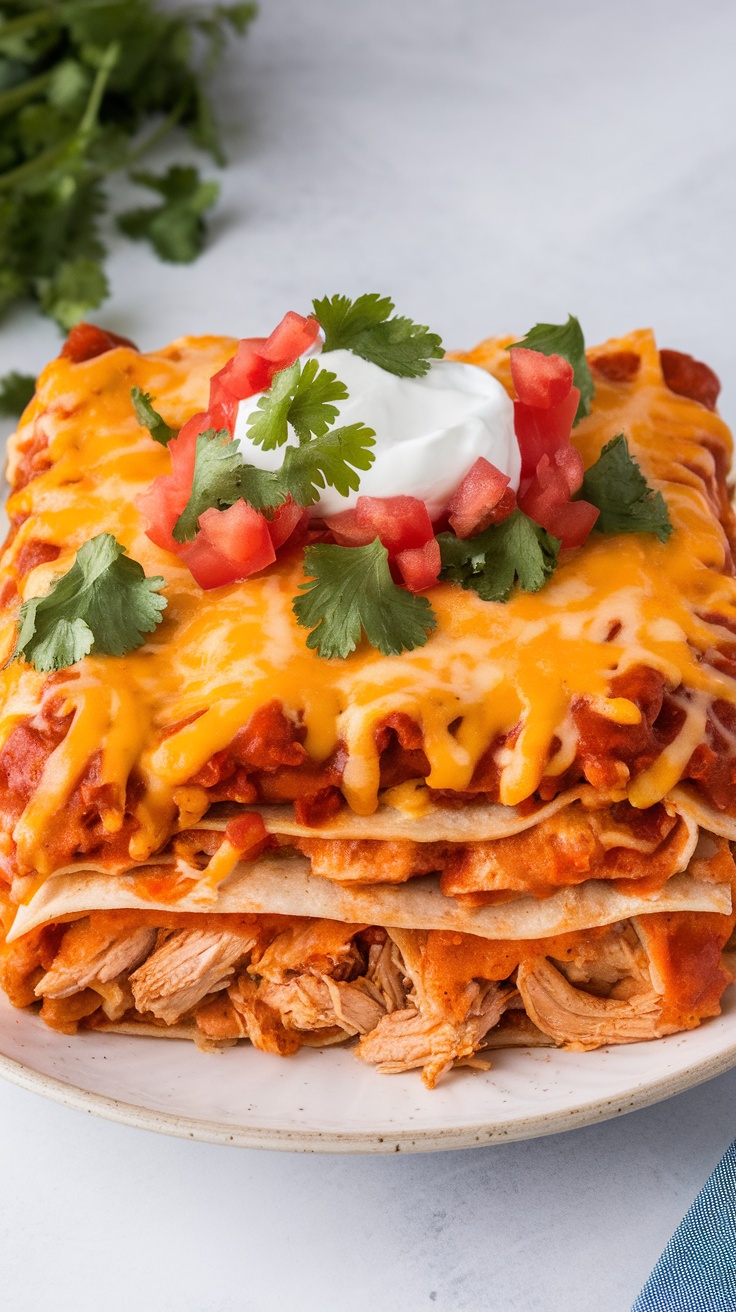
[1,329,735,877]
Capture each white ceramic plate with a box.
[1,988,735,1152]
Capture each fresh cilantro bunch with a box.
[0,0,255,329]
[13,533,167,671]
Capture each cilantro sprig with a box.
[294,540,437,658]
[117,166,221,265]
[12,533,167,672]
[438,510,560,602]
[0,0,255,329]
[131,387,176,446]
[510,315,594,424]
[580,435,673,543]
[245,359,348,449]
[314,294,444,378]
[173,362,376,536]
[174,429,241,542]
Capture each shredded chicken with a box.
[90,977,135,1021]
[36,922,157,999]
[357,929,514,1087]
[130,928,256,1024]
[197,978,302,1055]
[258,973,385,1036]
[516,956,668,1049]
[358,978,512,1088]
[250,919,365,983]
[365,938,407,1012]
[551,925,653,1000]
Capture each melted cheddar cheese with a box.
[1,329,735,877]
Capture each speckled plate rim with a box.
[2,1035,736,1153]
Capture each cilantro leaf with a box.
[117,166,220,264]
[238,421,376,511]
[580,434,673,543]
[245,360,348,450]
[313,293,444,378]
[238,464,287,512]
[511,315,594,424]
[131,386,176,446]
[280,422,376,506]
[13,533,167,673]
[288,359,349,442]
[294,540,437,659]
[173,428,241,542]
[38,256,109,331]
[245,362,299,449]
[438,509,560,602]
[0,370,36,417]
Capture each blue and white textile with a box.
[633,1140,736,1311]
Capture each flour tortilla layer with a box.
[8,856,731,943]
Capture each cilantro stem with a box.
[77,42,120,141]
[124,92,192,169]
[0,41,120,194]
[0,70,53,121]
[0,137,75,191]
[0,8,59,38]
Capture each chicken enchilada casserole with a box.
[0,298,734,1088]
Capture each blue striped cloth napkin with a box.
[632,1139,736,1311]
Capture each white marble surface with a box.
[2,1,736,1308]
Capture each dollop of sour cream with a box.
[233,346,520,520]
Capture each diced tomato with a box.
[136,412,211,554]
[266,496,310,550]
[552,445,584,496]
[169,413,206,484]
[207,387,240,434]
[207,312,321,429]
[542,499,600,548]
[180,504,275,590]
[486,486,517,526]
[395,537,441,592]
[355,495,434,556]
[325,496,434,556]
[514,386,580,481]
[510,347,574,408]
[178,535,245,589]
[60,323,138,363]
[209,338,270,428]
[519,452,599,548]
[519,453,568,523]
[224,811,269,859]
[259,311,320,367]
[137,310,323,586]
[446,457,512,538]
[323,507,375,548]
[137,479,187,554]
[198,501,276,570]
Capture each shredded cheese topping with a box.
[1,329,734,876]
